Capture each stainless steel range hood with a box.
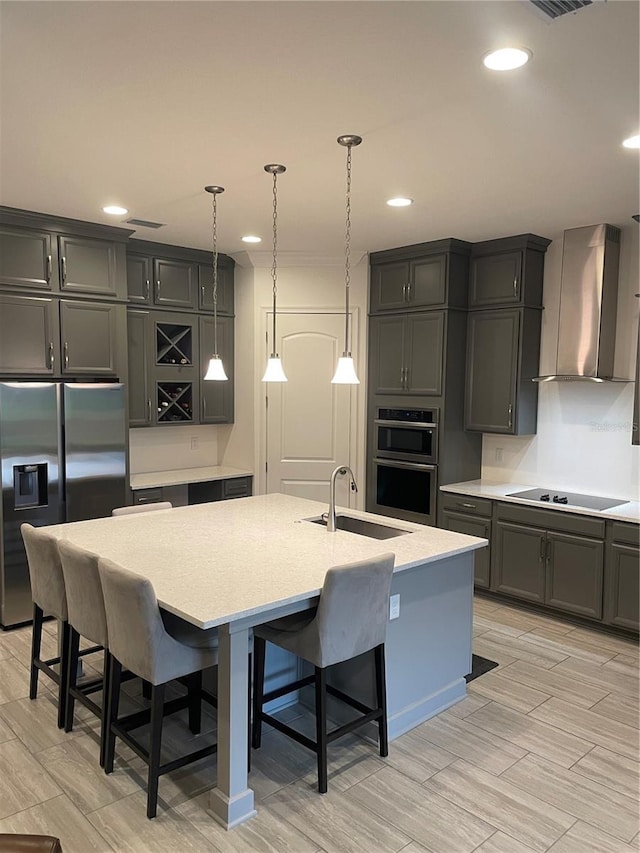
[534,223,631,382]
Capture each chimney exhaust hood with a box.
[534,223,631,382]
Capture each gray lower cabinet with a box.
[0,293,123,377]
[492,503,605,620]
[369,311,444,396]
[132,476,253,507]
[465,307,541,435]
[199,315,234,423]
[440,492,492,588]
[603,523,639,631]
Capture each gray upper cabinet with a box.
[465,307,541,434]
[127,308,153,426]
[199,315,234,423]
[0,293,57,375]
[126,254,152,304]
[153,258,198,310]
[0,227,55,291]
[198,262,234,315]
[369,311,444,396]
[58,235,120,298]
[59,300,122,376]
[469,234,550,309]
[370,255,447,312]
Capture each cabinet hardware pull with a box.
[507,403,513,429]
[546,539,552,564]
[400,366,404,389]
[202,396,207,417]
[46,255,52,284]
[405,366,410,389]
[459,502,476,510]
[48,341,54,368]
[201,284,205,303]
[540,538,545,562]
[406,282,411,302]
[61,257,67,285]
[145,280,150,301]
[402,284,407,302]
[147,399,152,421]
[156,280,161,300]
[513,276,518,295]
[63,341,69,368]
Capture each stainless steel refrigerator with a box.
[0,382,127,628]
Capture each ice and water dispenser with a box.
[13,463,48,509]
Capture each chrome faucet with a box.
[327,465,358,532]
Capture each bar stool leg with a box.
[29,604,43,700]
[104,655,122,774]
[64,627,81,732]
[99,651,111,769]
[57,621,71,730]
[315,666,328,793]
[147,683,165,819]
[251,637,266,749]
[374,644,389,757]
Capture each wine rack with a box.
[157,382,193,422]
[156,321,192,366]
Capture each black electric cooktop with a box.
[506,488,627,512]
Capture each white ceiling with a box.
[1,1,638,258]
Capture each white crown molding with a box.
[231,250,368,269]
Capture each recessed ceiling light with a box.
[242,235,262,243]
[483,47,531,71]
[622,134,640,149]
[102,205,128,216]
[387,197,413,207]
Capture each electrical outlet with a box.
[495,447,503,463]
[190,436,199,451]
[389,594,400,620]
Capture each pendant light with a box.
[203,185,228,381]
[262,164,288,382]
[332,134,362,384]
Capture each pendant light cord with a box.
[343,142,353,356]
[211,192,219,357]
[271,170,279,358]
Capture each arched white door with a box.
[265,311,357,508]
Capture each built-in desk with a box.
[47,493,485,829]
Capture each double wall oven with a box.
[369,407,438,526]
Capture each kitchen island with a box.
[47,493,486,829]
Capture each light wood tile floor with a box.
[0,597,637,852]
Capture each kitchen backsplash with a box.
[129,425,219,474]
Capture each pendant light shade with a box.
[203,185,228,381]
[332,134,362,385]
[262,164,287,383]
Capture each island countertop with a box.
[46,493,486,629]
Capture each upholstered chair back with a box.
[20,524,67,621]
[58,540,108,648]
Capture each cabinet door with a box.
[405,312,444,395]
[60,300,119,375]
[603,543,639,631]
[369,315,406,394]
[58,235,118,297]
[409,256,446,307]
[370,262,410,312]
[127,309,152,426]
[0,294,58,375]
[199,315,234,423]
[470,251,522,307]
[493,521,545,602]
[126,254,152,304]
[153,258,197,310]
[442,511,491,588]
[465,309,519,433]
[198,264,234,315]
[545,532,604,620]
[0,227,56,291]
[633,309,639,446]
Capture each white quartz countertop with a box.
[130,466,253,490]
[47,493,486,629]
[441,480,640,524]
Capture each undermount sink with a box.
[304,514,412,540]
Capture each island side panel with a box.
[327,551,474,740]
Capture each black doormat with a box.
[465,654,499,683]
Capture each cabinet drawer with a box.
[610,522,640,546]
[440,493,492,517]
[132,488,164,505]
[496,502,605,539]
[223,476,252,499]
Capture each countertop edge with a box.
[130,466,254,490]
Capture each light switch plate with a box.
[389,594,400,620]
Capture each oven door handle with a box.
[374,458,437,472]
[374,420,438,430]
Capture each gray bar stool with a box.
[111,502,172,516]
[57,540,110,766]
[252,552,395,793]
[98,557,220,819]
[20,524,71,729]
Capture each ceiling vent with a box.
[529,0,593,19]
[125,217,165,229]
